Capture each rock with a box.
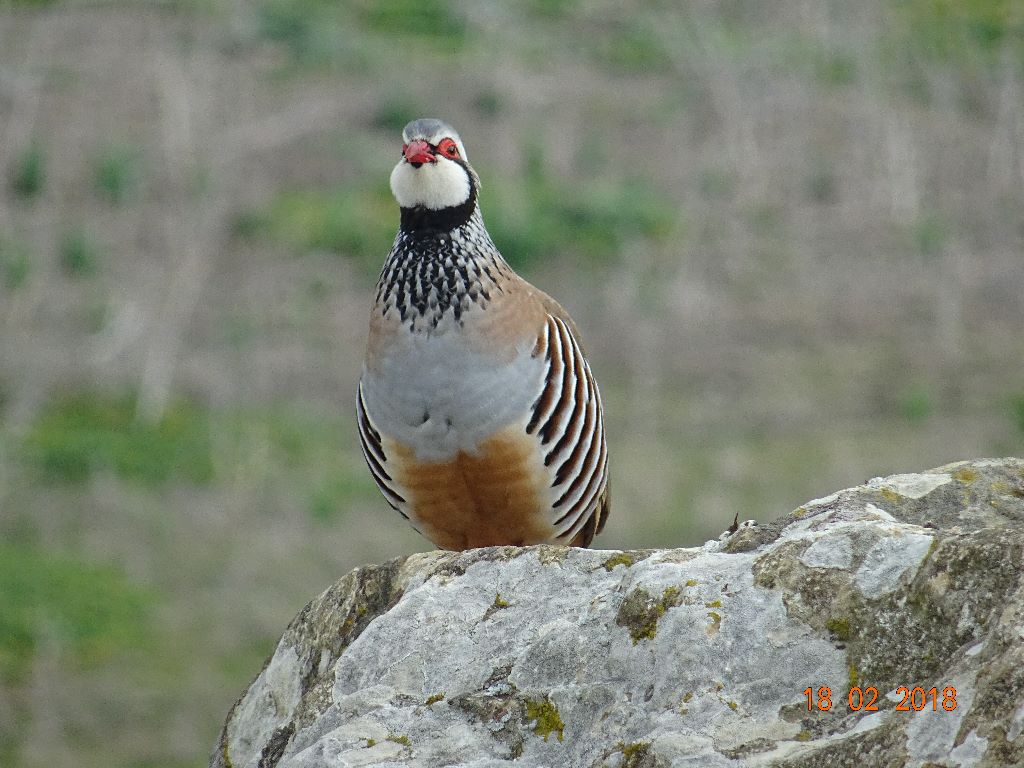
[211,458,1024,768]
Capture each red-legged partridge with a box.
[357,118,610,549]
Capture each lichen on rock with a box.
[615,585,684,644]
[211,458,1024,768]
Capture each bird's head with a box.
[390,118,478,213]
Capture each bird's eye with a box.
[438,138,459,158]
[401,143,408,156]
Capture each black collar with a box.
[399,168,478,234]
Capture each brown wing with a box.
[532,288,591,356]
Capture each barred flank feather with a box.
[529,317,609,546]
[356,382,407,515]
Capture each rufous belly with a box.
[386,422,555,550]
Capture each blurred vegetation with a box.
[58,232,100,278]
[912,214,948,257]
[19,392,375,517]
[258,0,465,67]
[893,0,1024,63]
[9,144,45,201]
[217,404,380,521]
[240,184,396,272]
[589,21,673,74]
[899,384,934,424]
[1012,394,1024,436]
[22,394,215,486]
[372,97,426,133]
[0,234,32,290]
[93,146,142,204]
[486,145,676,269]
[358,0,467,45]
[883,0,1024,108]
[0,545,152,684]
[0,1,1022,767]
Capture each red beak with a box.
[403,139,436,165]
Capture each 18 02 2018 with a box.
[803,685,958,712]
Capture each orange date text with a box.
[803,686,958,712]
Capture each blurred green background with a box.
[1,0,1022,765]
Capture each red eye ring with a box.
[437,138,460,158]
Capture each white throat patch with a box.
[390,158,472,210]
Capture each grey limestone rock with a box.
[212,458,1024,768]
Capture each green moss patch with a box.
[525,697,564,742]
[616,586,683,644]
[483,593,511,620]
[953,467,979,484]
[826,617,852,641]
[616,740,654,767]
[602,552,635,571]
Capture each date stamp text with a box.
[803,686,958,712]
